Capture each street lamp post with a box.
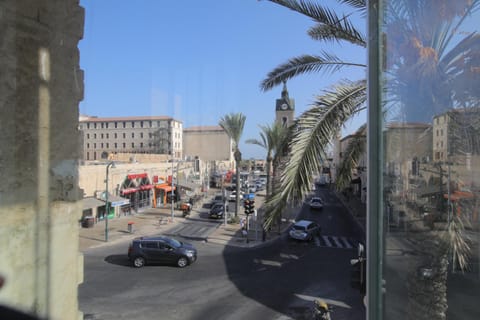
[105,161,116,242]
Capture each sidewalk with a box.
[78,189,294,251]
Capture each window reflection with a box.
[381,0,480,319]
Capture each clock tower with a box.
[275,81,295,127]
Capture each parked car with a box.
[309,197,324,210]
[288,220,321,241]
[209,203,225,219]
[128,236,197,268]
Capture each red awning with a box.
[139,184,153,190]
[127,173,148,180]
[121,188,139,195]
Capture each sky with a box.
[79,0,366,159]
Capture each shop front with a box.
[120,173,153,212]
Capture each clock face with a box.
[281,103,288,110]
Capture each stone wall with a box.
[0,1,84,319]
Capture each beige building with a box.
[432,108,480,163]
[79,115,183,161]
[183,126,233,162]
[1,1,84,319]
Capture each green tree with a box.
[261,0,367,225]
[219,113,246,217]
[246,122,288,199]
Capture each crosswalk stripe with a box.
[322,235,332,247]
[317,235,357,250]
[332,236,343,247]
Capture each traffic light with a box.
[244,199,255,215]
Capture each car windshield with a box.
[312,198,322,203]
[165,238,182,248]
[292,225,306,231]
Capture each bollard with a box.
[127,221,134,233]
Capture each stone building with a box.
[0,1,85,319]
[79,115,183,161]
[183,126,233,162]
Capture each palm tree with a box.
[260,0,367,225]
[219,113,246,217]
[246,122,288,199]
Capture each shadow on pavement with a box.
[104,254,131,267]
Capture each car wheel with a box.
[177,256,188,268]
[133,256,146,268]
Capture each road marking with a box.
[322,235,332,247]
[319,235,357,250]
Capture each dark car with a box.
[309,197,324,210]
[209,203,225,219]
[128,236,197,268]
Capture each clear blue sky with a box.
[79,0,366,159]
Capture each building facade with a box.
[79,115,183,161]
[183,126,233,162]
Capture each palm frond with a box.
[268,0,364,28]
[444,215,472,271]
[219,113,246,147]
[337,0,366,10]
[261,53,365,91]
[264,80,367,224]
[307,22,366,47]
[335,124,366,191]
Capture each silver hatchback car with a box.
[289,220,321,241]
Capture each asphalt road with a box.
[79,186,366,320]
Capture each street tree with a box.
[246,122,288,199]
[219,113,246,217]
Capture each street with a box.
[79,186,366,320]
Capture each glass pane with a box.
[380,1,480,319]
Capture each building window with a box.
[149,121,152,127]
[105,122,109,129]
[87,123,90,129]
[94,123,97,129]
[131,121,135,128]
[131,132,134,138]
[87,143,89,148]
[140,142,143,148]
[123,133,126,138]
[114,143,117,149]
[101,133,104,139]
[141,121,144,128]
[94,133,97,139]
[94,143,96,148]
[131,142,134,148]
[86,152,89,160]
[115,122,117,128]
[106,133,109,139]
[87,133,90,139]
[140,132,143,138]
[123,143,126,148]
[114,133,117,139]
[101,143,104,148]
[123,122,126,128]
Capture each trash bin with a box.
[82,216,95,228]
[127,221,134,233]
